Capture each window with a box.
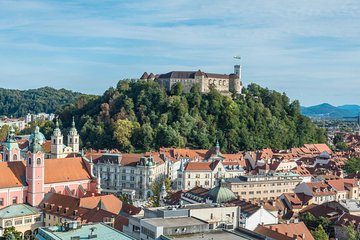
[130,176,135,181]
[15,219,23,225]
[256,191,261,194]
[195,174,200,178]
[13,154,17,161]
[37,158,42,165]
[241,192,246,195]
[0,198,3,206]
[53,139,56,144]
[122,176,126,180]
[28,158,32,165]
[131,170,134,174]
[249,191,254,195]
[270,190,275,193]
[12,197,17,204]
[5,220,12,227]
[25,218,32,224]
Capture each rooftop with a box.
[36,223,135,240]
[0,204,40,219]
[142,216,207,228]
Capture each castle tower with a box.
[229,65,242,94]
[67,117,80,154]
[2,126,20,161]
[26,126,45,207]
[51,118,63,159]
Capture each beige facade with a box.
[225,173,302,201]
[181,161,244,191]
[141,66,242,95]
[0,204,43,239]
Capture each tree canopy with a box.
[58,80,326,153]
[0,87,84,117]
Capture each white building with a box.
[91,153,166,200]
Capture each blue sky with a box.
[0,0,359,106]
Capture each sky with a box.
[0,0,359,106]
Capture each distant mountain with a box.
[0,87,85,117]
[301,103,360,118]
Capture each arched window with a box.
[28,158,32,165]
[13,154,17,161]
[5,220,12,227]
[37,158,41,165]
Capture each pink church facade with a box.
[0,127,98,209]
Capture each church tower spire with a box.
[2,126,20,161]
[26,126,45,206]
[67,116,79,154]
[51,117,63,159]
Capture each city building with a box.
[0,204,42,239]
[0,127,99,208]
[90,152,166,200]
[36,222,135,240]
[0,118,26,131]
[228,199,278,231]
[254,222,314,240]
[124,203,239,239]
[294,179,359,205]
[224,173,302,201]
[140,65,242,95]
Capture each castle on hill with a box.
[140,65,243,95]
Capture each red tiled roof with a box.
[184,161,220,171]
[44,157,92,184]
[79,194,122,214]
[42,140,52,153]
[0,161,26,188]
[255,222,314,240]
[326,179,357,192]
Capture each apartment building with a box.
[224,173,302,201]
[90,152,166,200]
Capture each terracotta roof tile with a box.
[255,222,314,240]
[0,161,26,188]
[44,157,92,184]
[79,195,122,215]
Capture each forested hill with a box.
[59,80,326,153]
[0,87,84,117]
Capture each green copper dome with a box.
[28,126,45,153]
[208,180,236,204]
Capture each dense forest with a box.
[58,80,326,153]
[0,87,83,117]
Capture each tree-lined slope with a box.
[59,80,326,152]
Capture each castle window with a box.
[13,154,17,161]
[37,158,41,165]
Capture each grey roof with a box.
[0,204,40,219]
[142,217,207,228]
[157,71,232,80]
[36,223,135,240]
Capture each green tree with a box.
[170,82,184,96]
[0,125,10,141]
[342,222,360,240]
[311,225,328,240]
[345,158,360,174]
[113,119,139,151]
[3,226,22,240]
